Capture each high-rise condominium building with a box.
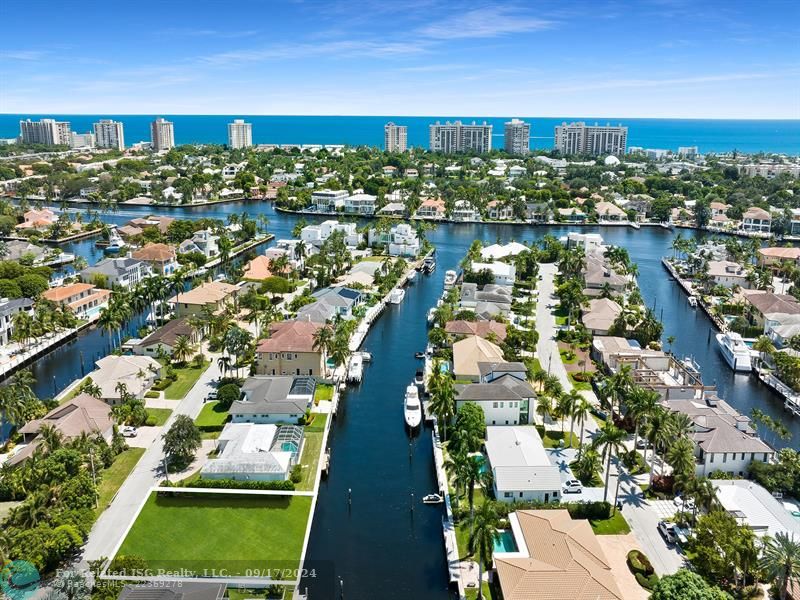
[150,118,175,152]
[504,118,531,155]
[71,132,96,148]
[93,119,125,151]
[554,122,628,156]
[227,119,253,149]
[384,122,407,152]
[429,121,493,154]
[19,118,72,146]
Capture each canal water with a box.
[22,202,800,598]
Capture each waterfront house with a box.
[741,207,772,234]
[557,207,586,222]
[455,374,534,425]
[565,232,605,252]
[368,223,420,257]
[295,286,364,323]
[377,202,406,217]
[741,290,800,331]
[300,220,361,248]
[187,229,219,258]
[90,354,163,405]
[42,282,111,319]
[9,393,114,466]
[706,260,750,289]
[470,261,516,286]
[230,375,316,424]
[525,202,550,223]
[485,426,561,502]
[255,320,327,377]
[459,283,513,318]
[581,298,622,335]
[667,395,774,477]
[131,243,179,276]
[766,314,800,348]
[415,198,446,220]
[452,200,479,222]
[758,247,800,269]
[242,255,289,281]
[3,240,47,264]
[0,298,34,345]
[712,480,800,539]
[16,208,56,231]
[169,280,238,318]
[711,201,731,219]
[452,336,505,382]
[583,251,629,294]
[487,200,514,221]
[344,193,376,215]
[200,422,302,482]
[444,320,507,343]
[480,242,528,261]
[494,510,624,600]
[594,200,627,221]
[312,189,349,212]
[133,317,199,357]
[80,257,152,289]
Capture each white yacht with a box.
[388,288,406,304]
[688,296,698,307]
[404,384,422,429]
[347,354,363,382]
[103,227,127,254]
[407,270,417,283]
[443,270,457,289]
[716,332,752,372]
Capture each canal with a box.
[22,202,800,598]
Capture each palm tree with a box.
[645,407,672,485]
[573,397,593,455]
[429,374,456,440]
[38,424,64,455]
[217,354,232,378]
[626,386,661,453]
[312,325,334,375]
[593,422,627,504]
[573,445,601,484]
[666,437,696,480]
[753,335,776,368]
[172,335,195,365]
[468,501,499,600]
[559,389,581,443]
[761,532,800,600]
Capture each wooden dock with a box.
[756,370,800,416]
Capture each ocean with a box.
[1,114,799,155]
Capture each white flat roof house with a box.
[485,426,562,503]
[200,422,303,482]
[713,480,800,539]
[470,261,516,286]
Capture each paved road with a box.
[81,357,221,563]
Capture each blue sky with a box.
[1,0,798,118]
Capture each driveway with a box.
[596,534,649,600]
[546,447,605,503]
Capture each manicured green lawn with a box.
[163,361,210,400]
[536,426,579,449]
[359,256,386,262]
[97,448,145,514]
[465,582,492,600]
[590,509,631,535]
[559,349,577,364]
[297,414,327,491]
[146,408,172,427]
[117,492,312,575]
[195,401,229,429]
[568,373,592,391]
[313,383,334,403]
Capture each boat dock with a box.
[661,257,726,331]
[756,370,800,416]
[431,421,465,598]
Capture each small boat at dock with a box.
[407,270,417,283]
[404,384,422,429]
[388,288,406,304]
[427,307,437,326]
[422,493,443,504]
[688,296,697,307]
[415,369,425,385]
[443,270,457,289]
[414,351,426,359]
[423,256,436,273]
[347,354,364,382]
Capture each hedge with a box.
[635,572,659,590]
[493,500,612,520]
[628,549,659,590]
[180,478,296,491]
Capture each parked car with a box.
[121,426,137,438]
[206,390,218,402]
[562,479,583,494]
[636,438,651,449]
[658,521,678,544]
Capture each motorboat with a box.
[414,351,426,359]
[414,369,425,385]
[388,288,406,304]
[688,296,698,307]
[422,493,443,504]
[407,270,417,283]
[404,384,422,429]
[347,354,363,382]
[443,270,457,289]
[423,256,436,273]
[427,307,437,326]
[716,332,752,372]
[103,228,127,254]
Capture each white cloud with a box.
[418,6,554,40]
[0,50,47,61]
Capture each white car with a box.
[121,426,138,438]
[673,495,684,508]
[562,479,583,494]
[206,390,218,402]
[658,521,678,544]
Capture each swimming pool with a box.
[493,530,518,553]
